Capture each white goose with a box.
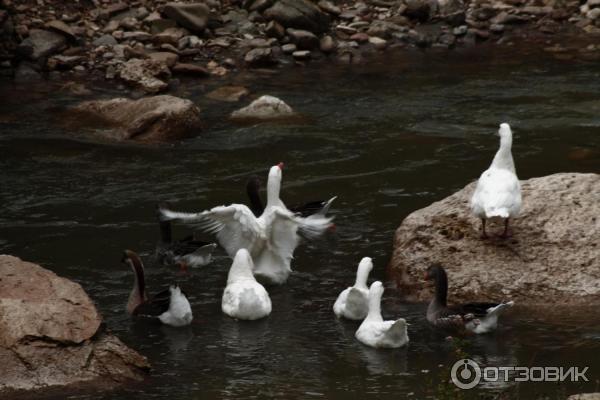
[355,281,409,348]
[123,250,193,327]
[333,257,373,320]
[471,123,522,238]
[222,249,272,320]
[159,164,333,285]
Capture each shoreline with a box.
[2,0,600,93]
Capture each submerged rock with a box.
[231,95,295,120]
[389,173,600,306]
[74,95,201,142]
[0,255,149,395]
[206,85,250,102]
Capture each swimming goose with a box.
[425,264,514,334]
[123,250,193,327]
[333,257,373,320]
[355,281,409,348]
[156,216,217,271]
[246,167,337,218]
[471,123,522,238]
[159,164,333,285]
[222,248,272,320]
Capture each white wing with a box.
[266,207,302,264]
[159,204,263,258]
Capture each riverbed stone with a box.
[287,28,319,49]
[231,95,295,120]
[244,47,276,66]
[264,0,331,33]
[17,29,67,60]
[0,255,149,394]
[74,95,202,142]
[118,58,170,93]
[389,173,600,306]
[206,85,250,102]
[163,2,210,33]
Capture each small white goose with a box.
[123,250,193,327]
[333,257,373,320]
[471,123,522,238]
[222,249,272,320]
[355,281,409,348]
[159,164,333,285]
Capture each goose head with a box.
[498,123,513,147]
[266,162,284,207]
[122,249,146,314]
[228,248,256,284]
[355,257,373,289]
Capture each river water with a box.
[1,47,599,399]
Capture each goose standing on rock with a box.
[424,264,514,334]
[355,281,409,348]
[159,164,334,285]
[156,215,217,271]
[333,257,373,320]
[123,250,193,327]
[222,249,272,320]
[471,123,522,238]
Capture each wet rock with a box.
[568,394,600,400]
[282,43,297,53]
[48,55,84,70]
[163,2,210,33]
[244,0,276,12]
[0,255,149,394]
[389,173,600,306]
[453,25,468,35]
[96,2,129,20]
[14,62,42,83]
[231,95,295,120]
[264,0,331,33]
[350,32,370,43]
[292,49,311,59]
[206,85,250,102]
[368,36,387,49]
[318,0,341,15]
[118,58,171,93]
[74,95,202,142]
[17,29,67,60]
[266,20,286,38]
[93,34,118,47]
[45,20,76,40]
[148,51,179,67]
[123,31,152,41]
[244,47,277,66]
[154,27,188,45]
[404,0,435,21]
[171,62,210,76]
[287,28,319,49]
[320,35,336,52]
[437,0,464,17]
[367,20,404,39]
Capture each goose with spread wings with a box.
[159,164,333,285]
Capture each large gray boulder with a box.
[264,0,330,33]
[0,255,149,395]
[74,95,202,142]
[389,173,600,306]
[17,29,67,60]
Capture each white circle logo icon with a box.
[451,359,482,389]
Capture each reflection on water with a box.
[1,49,599,399]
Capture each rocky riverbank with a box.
[2,0,600,92]
[0,255,149,397]
[388,173,600,306]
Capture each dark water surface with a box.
[1,48,599,399]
